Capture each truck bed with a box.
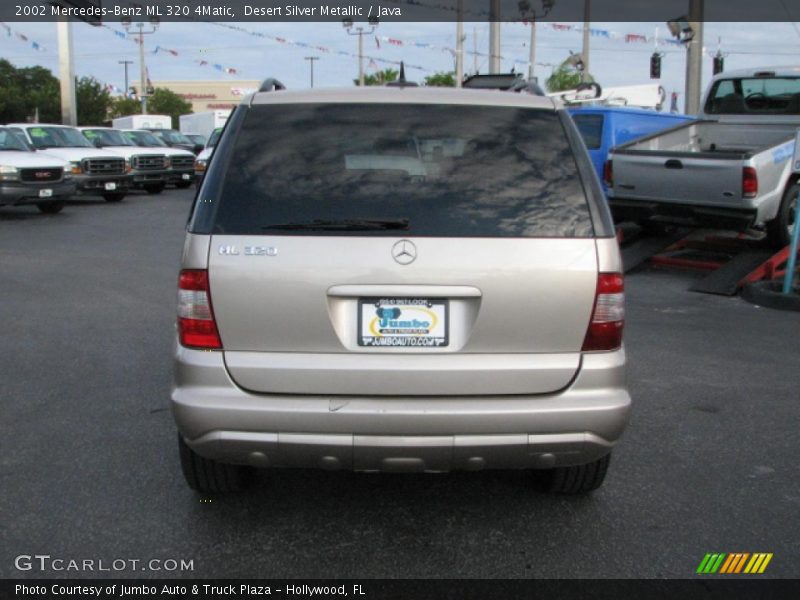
[615,120,793,158]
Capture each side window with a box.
[572,114,604,150]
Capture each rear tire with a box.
[144,184,165,195]
[532,454,611,494]
[37,202,64,214]
[102,193,125,203]
[766,182,798,249]
[178,434,249,493]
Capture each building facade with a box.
[153,80,261,112]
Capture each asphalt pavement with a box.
[1,189,799,579]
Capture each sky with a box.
[1,19,800,113]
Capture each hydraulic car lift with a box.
[620,227,797,296]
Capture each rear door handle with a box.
[665,159,683,169]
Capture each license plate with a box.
[38,189,53,198]
[104,182,116,191]
[358,298,449,347]
[181,173,191,180]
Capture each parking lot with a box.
[1,188,799,579]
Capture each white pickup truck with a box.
[0,126,76,213]
[607,67,800,247]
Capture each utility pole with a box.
[489,0,501,73]
[118,60,133,96]
[528,19,536,81]
[473,26,478,74]
[122,18,159,115]
[455,0,464,86]
[57,19,76,125]
[685,0,704,114]
[343,19,378,87]
[304,56,319,88]
[582,0,591,82]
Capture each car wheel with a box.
[102,193,126,203]
[175,181,193,189]
[532,453,611,494]
[37,202,64,214]
[178,434,249,493]
[144,184,165,195]
[766,182,798,249]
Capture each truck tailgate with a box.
[611,151,743,206]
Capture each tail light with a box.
[582,272,625,352]
[603,160,613,188]
[742,167,758,198]
[178,269,222,349]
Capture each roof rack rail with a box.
[259,78,286,92]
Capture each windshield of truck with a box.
[207,128,222,148]
[0,128,31,151]
[198,103,593,238]
[571,114,604,149]
[186,134,207,146]
[83,129,135,147]
[123,131,168,147]
[706,77,800,114]
[26,126,93,149]
[153,130,192,144]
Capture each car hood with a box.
[98,146,167,160]
[156,147,195,158]
[0,151,70,169]
[34,147,123,162]
[196,147,212,161]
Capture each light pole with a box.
[519,2,556,82]
[304,56,319,88]
[118,60,133,96]
[122,16,159,114]
[343,18,378,86]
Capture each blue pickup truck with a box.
[568,106,692,193]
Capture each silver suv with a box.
[172,87,631,494]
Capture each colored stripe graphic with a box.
[719,554,736,574]
[758,553,773,573]
[698,553,727,573]
[700,553,773,575]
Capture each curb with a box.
[741,279,800,312]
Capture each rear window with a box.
[706,77,800,115]
[572,113,604,150]
[195,103,593,238]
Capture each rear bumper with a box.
[609,197,757,231]
[172,346,631,472]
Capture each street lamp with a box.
[122,15,159,115]
[343,18,378,86]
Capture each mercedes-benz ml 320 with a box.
[172,87,631,494]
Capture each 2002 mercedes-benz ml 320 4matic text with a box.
[172,87,631,494]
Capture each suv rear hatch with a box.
[193,100,601,396]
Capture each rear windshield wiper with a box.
[261,218,410,231]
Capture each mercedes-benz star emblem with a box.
[391,240,417,265]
